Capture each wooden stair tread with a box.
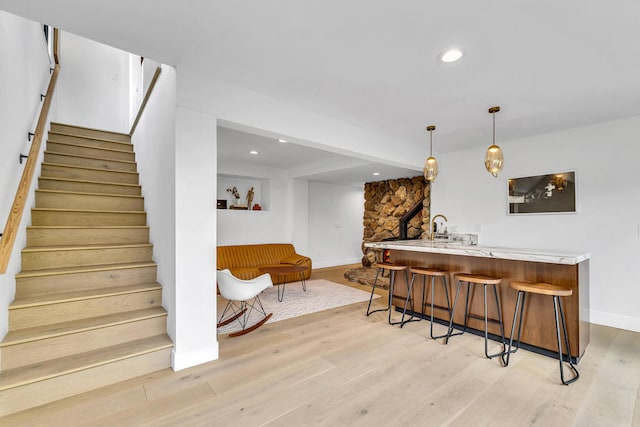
[22,243,152,253]
[48,131,133,148]
[39,176,141,189]
[27,225,149,230]
[45,150,136,165]
[0,307,168,347]
[51,121,131,135]
[15,261,157,278]
[50,122,131,141]
[47,140,134,154]
[36,189,143,199]
[32,207,145,214]
[41,162,139,175]
[10,283,162,309]
[0,335,172,391]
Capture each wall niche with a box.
[217,174,269,211]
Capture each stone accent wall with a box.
[361,176,431,266]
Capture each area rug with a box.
[217,279,379,335]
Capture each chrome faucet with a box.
[429,214,448,240]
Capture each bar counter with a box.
[365,240,590,361]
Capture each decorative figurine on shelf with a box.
[246,187,254,209]
[252,203,262,211]
[226,187,240,205]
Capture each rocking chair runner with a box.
[216,269,274,337]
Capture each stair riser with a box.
[21,246,153,270]
[48,132,133,152]
[47,141,135,162]
[38,178,141,196]
[41,164,139,184]
[1,316,167,370]
[27,227,150,247]
[16,265,158,297]
[44,152,137,172]
[35,191,144,211]
[50,123,131,143]
[9,289,162,330]
[31,210,146,226]
[0,348,171,417]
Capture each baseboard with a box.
[313,257,361,269]
[590,309,640,333]
[171,342,219,371]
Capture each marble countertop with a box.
[364,240,590,265]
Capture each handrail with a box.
[129,66,162,136]
[53,28,60,64]
[0,64,60,274]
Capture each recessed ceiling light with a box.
[278,139,288,143]
[373,172,381,176]
[249,150,259,155]
[440,49,463,63]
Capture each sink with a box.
[430,233,478,246]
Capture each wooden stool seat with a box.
[503,280,579,385]
[454,273,502,285]
[376,262,409,271]
[406,266,452,339]
[410,267,447,277]
[510,281,572,297]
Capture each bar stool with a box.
[403,267,455,339]
[502,281,579,385]
[444,273,506,359]
[366,262,418,326]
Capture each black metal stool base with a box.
[503,290,579,385]
[366,265,418,327]
[366,267,387,317]
[445,279,507,359]
[408,271,456,339]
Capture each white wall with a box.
[289,179,310,256]
[0,10,55,340]
[216,161,290,246]
[134,65,219,370]
[308,182,364,268]
[129,64,177,343]
[56,32,130,133]
[432,115,640,332]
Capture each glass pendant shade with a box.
[424,125,438,182]
[424,156,438,181]
[485,106,503,177]
[484,144,503,177]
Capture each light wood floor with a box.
[1,265,639,426]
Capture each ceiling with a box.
[2,1,639,185]
[217,126,422,187]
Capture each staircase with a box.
[0,123,173,416]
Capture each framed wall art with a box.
[508,171,576,214]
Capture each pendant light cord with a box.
[492,111,496,145]
[429,130,433,156]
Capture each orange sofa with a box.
[217,243,312,284]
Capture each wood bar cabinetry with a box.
[367,242,590,361]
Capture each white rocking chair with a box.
[217,269,273,337]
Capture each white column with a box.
[172,106,218,370]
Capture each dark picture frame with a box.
[216,199,227,209]
[508,171,576,214]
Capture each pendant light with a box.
[424,125,438,182]
[485,106,503,177]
